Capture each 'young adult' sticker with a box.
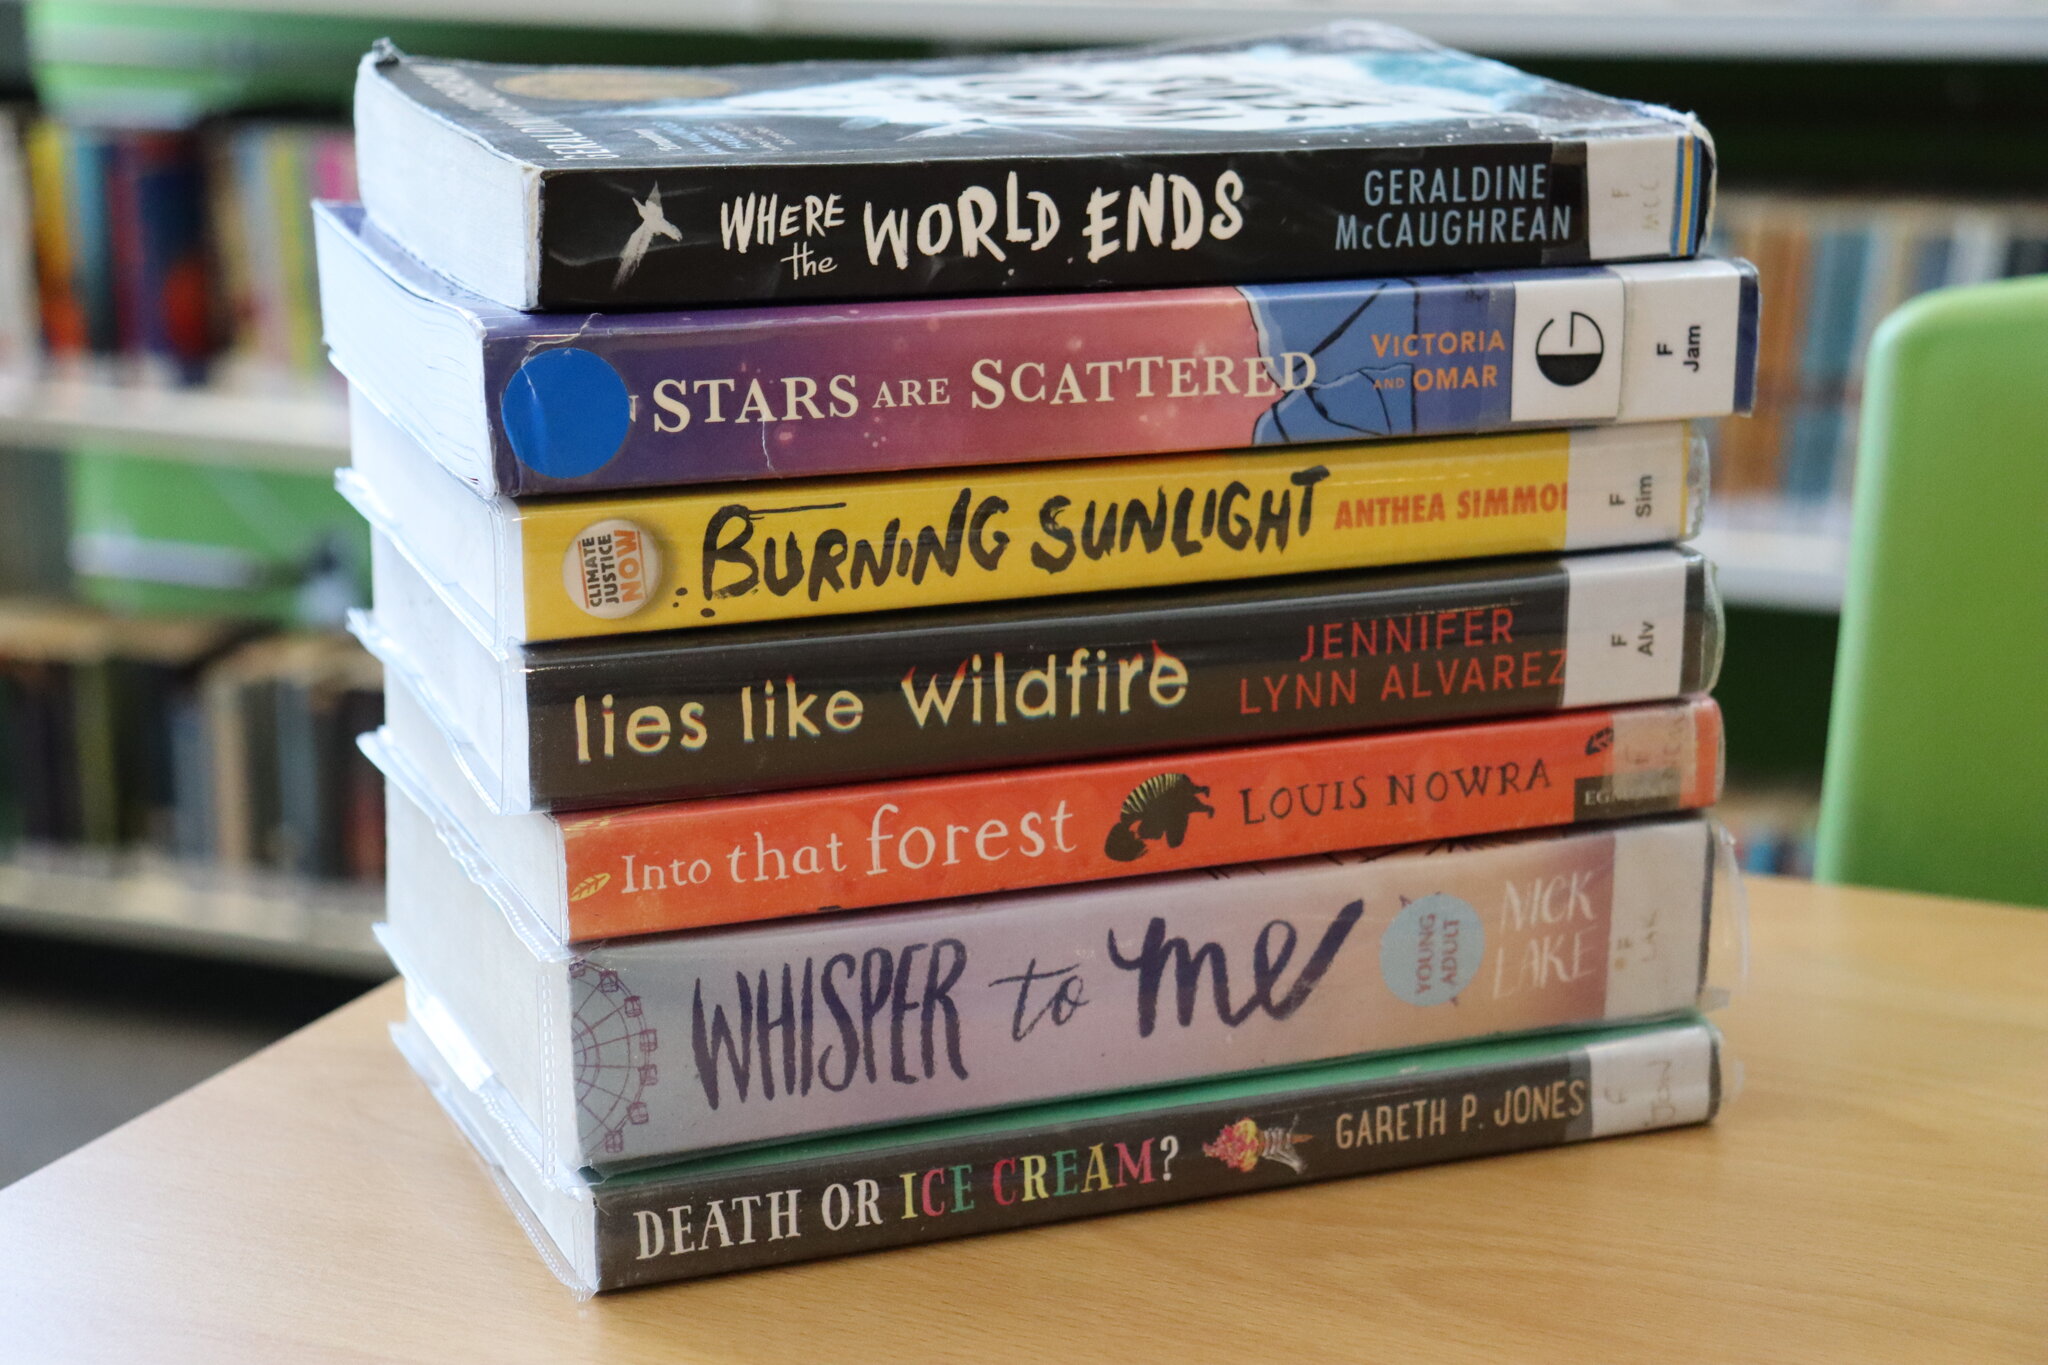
[564,518,660,619]
[1379,892,1485,1006]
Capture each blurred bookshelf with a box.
[0,23,383,981]
[0,0,2039,960]
[1693,521,1849,615]
[0,380,344,470]
[0,847,385,975]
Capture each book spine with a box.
[0,667,19,847]
[69,656,121,847]
[274,131,325,377]
[545,698,1721,938]
[516,423,1701,641]
[169,691,215,860]
[275,676,342,878]
[339,686,386,881]
[519,546,1714,808]
[549,818,1716,1163]
[25,121,87,361]
[242,673,284,869]
[533,134,1712,308]
[14,662,68,843]
[0,112,31,394]
[204,661,253,866]
[47,661,85,843]
[127,132,214,385]
[587,1020,1720,1289]
[481,260,1755,495]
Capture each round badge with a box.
[1379,892,1486,1007]
[562,518,661,619]
[500,347,633,480]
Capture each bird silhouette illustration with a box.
[613,187,682,289]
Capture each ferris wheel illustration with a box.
[569,959,660,1155]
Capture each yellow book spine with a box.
[25,121,82,355]
[517,424,1697,639]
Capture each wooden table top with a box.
[2,874,2042,1364]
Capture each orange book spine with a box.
[559,697,1720,939]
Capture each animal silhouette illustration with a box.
[1104,773,1215,862]
[613,187,682,288]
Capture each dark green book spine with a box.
[589,1023,1719,1290]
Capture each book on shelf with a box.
[1711,192,2048,514]
[208,119,357,392]
[201,632,383,879]
[17,111,352,393]
[0,600,383,884]
[0,104,34,408]
[0,599,242,851]
[23,122,213,386]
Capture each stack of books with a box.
[323,24,1755,1294]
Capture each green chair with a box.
[1816,274,2048,907]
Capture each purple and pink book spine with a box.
[381,793,1724,1172]
[316,202,1757,496]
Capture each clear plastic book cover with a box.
[378,756,1746,1175]
[365,25,1701,170]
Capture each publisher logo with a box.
[1533,310,1605,386]
[1509,277,1623,423]
[564,518,660,619]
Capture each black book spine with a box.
[590,1029,1719,1290]
[11,662,64,844]
[45,661,84,844]
[535,140,1700,308]
[523,551,1713,810]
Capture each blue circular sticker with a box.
[500,347,633,479]
[1379,892,1485,1007]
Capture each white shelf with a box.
[0,380,347,473]
[112,0,2048,58]
[791,0,2048,57]
[0,850,390,978]
[1693,520,1850,613]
